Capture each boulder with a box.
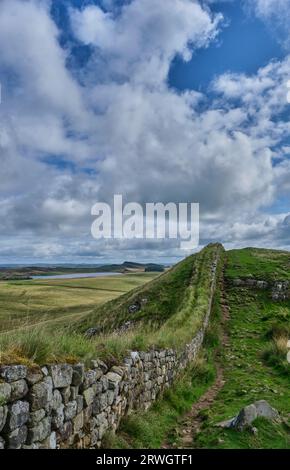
[217,400,280,431]
[254,400,279,421]
[233,404,257,431]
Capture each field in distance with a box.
[0,273,158,334]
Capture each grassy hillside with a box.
[0,244,223,365]
[0,273,156,334]
[226,247,290,280]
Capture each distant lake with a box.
[31,272,122,280]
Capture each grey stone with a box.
[72,364,85,386]
[90,428,98,446]
[85,327,100,339]
[83,387,95,407]
[107,390,115,406]
[91,381,102,395]
[27,417,51,444]
[57,420,72,442]
[52,389,63,410]
[0,382,12,404]
[76,395,83,414]
[11,379,28,400]
[228,401,280,431]
[40,431,57,449]
[60,386,71,404]
[111,366,124,377]
[72,411,84,433]
[254,400,280,421]
[22,443,40,449]
[83,369,99,388]
[0,405,8,432]
[0,365,27,382]
[100,376,109,392]
[106,372,122,390]
[128,303,141,314]
[130,351,140,363]
[41,366,49,376]
[52,404,64,430]
[7,425,28,449]
[64,401,77,421]
[216,418,235,429]
[94,359,108,373]
[83,404,92,424]
[92,393,107,415]
[0,437,5,449]
[5,400,30,431]
[70,386,79,401]
[29,377,53,411]
[26,368,43,385]
[28,408,46,427]
[49,364,73,388]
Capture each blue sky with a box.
[1,0,290,264]
[170,0,284,91]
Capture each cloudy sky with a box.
[1,0,290,264]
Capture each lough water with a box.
[31,272,122,280]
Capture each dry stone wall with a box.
[0,253,220,449]
[231,278,290,301]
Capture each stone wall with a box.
[0,254,220,450]
[230,278,290,301]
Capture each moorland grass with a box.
[102,270,224,449]
[0,244,223,365]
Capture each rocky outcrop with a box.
[0,250,222,449]
[231,278,290,301]
[217,400,280,432]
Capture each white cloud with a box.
[70,0,223,86]
[248,0,290,49]
[1,0,290,261]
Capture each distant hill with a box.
[0,261,165,280]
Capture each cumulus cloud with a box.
[247,0,290,49]
[1,0,290,262]
[70,0,223,86]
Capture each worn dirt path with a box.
[163,274,230,449]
